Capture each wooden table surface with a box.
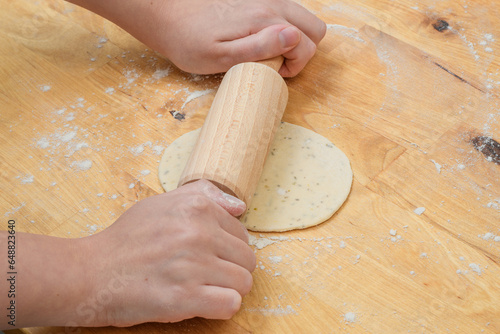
[1,0,499,333]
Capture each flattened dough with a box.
[159,122,352,232]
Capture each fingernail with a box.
[221,192,245,207]
[279,26,301,48]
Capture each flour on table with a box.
[469,263,482,276]
[152,67,171,80]
[430,159,442,173]
[181,89,214,110]
[268,256,283,264]
[414,207,426,215]
[248,235,277,249]
[159,122,353,232]
[72,159,92,171]
[20,174,34,184]
[344,312,357,323]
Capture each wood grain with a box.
[1,0,499,333]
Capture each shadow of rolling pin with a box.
[178,56,288,206]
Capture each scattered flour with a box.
[478,232,500,242]
[55,108,66,115]
[59,131,77,143]
[105,87,115,94]
[152,67,171,80]
[39,85,51,92]
[327,24,366,44]
[469,263,482,276]
[344,312,357,323]
[34,128,89,158]
[20,175,34,184]
[249,235,277,250]
[83,224,101,235]
[414,207,426,215]
[72,160,93,171]
[37,138,50,149]
[129,141,162,156]
[486,199,500,210]
[430,159,442,173]
[140,169,151,176]
[268,256,283,264]
[4,203,26,217]
[152,145,164,155]
[484,33,495,42]
[181,89,214,109]
[246,305,297,316]
[129,144,145,155]
[66,113,75,121]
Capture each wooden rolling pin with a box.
[178,57,288,206]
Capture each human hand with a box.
[69,0,326,77]
[81,180,255,327]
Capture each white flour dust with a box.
[72,160,92,171]
[327,24,366,44]
[181,89,214,110]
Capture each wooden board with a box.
[1,0,499,333]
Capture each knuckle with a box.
[188,194,212,211]
[218,53,235,70]
[247,5,274,20]
[318,21,327,42]
[248,251,257,272]
[224,293,242,319]
[179,226,210,247]
[307,40,317,58]
[240,272,254,296]
[169,285,193,307]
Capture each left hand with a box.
[69,0,327,77]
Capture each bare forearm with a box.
[1,231,92,328]
[66,0,167,49]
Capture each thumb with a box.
[221,24,301,65]
[195,180,247,217]
[216,191,247,217]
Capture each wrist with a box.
[16,233,95,328]
[69,233,118,327]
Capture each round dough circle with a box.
[159,122,352,232]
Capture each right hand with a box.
[81,180,255,327]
